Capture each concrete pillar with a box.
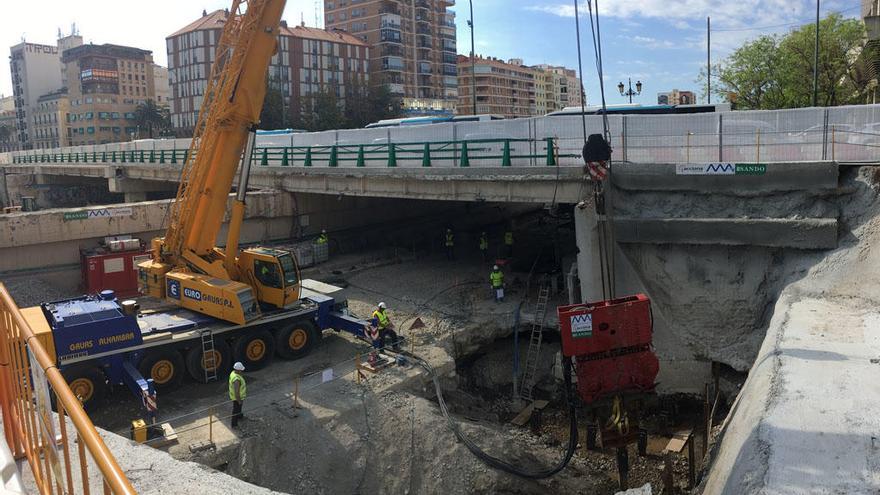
[124,192,148,203]
[573,204,604,303]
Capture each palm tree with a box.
[134,100,165,139]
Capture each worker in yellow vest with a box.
[371,302,400,350]
[490,265,505,302]
[229,362,247,428]
[504,230,514,258]
[479,231,489,261]
[445,228,455,261]
[316,229,328,245]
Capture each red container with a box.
[557,294,652,357]
[81,247,149,298]
[574,349,659,403]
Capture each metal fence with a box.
[0,284,135,494]
[3,104,880,167]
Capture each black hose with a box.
[400,350,578,479]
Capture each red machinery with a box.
[558,294,659,404]
[81,236,149,298]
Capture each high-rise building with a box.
[456,55,535,118]
[657,89,696,105]
[32,88,69,149]
[62,44,155,145]
[324,0,457,116]
[167,10,369,134]
[153,64,171,106]
[8,33,83,150]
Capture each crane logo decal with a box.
[570,313,593,338]
[167,280,181,300]
[184,288,202,301]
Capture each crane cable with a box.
[586,0,616,299]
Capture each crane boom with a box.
[139,0,300,325]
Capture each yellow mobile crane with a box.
[139,0,296,324]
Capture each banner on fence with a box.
[63,207,134,221]
[676,163,767,176]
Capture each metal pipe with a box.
[236,128,258,202]
[469,0,477,115]
[813,0,820,106]
[707,17,711,104]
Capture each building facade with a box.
[324,0,457,116]
[153,64,171,106]
[0,95,17,152]
[166,10,369,134]
[457,55,536,118]
[10,42,62,149]
[62,44,155,146]
[657,89,696,105]
[32,88,69,149]
[533,64,583,110]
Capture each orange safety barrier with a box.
[0,284,135,494]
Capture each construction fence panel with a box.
[625,113,720,164]
[721,107,825,163]
[389,123,456,168]
[827,105,880,162]
[535,114,624,166]
[454,119,533,167]
[335,127,393,168]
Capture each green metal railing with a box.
[10,138,572,167]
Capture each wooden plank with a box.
[665,429,692,453]
[510,400,549,426]
[153,423,179,449]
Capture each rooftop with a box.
[169,10,367,46]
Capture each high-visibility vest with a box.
[479,235,488,250]
[228,371,247,400]
[317,234,328,244]
[504,231,514,245]
[445,232,454,247]
[372,309,390,329]
[490,270,504,288]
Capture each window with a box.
[124,112,136,119]
[254,260,282,289]
[87,127,95,134]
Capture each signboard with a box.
[63,207,133,221]
[675,163,767,176]
[27,349,63,484]
[570,313,593,339]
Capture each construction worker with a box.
[229,362,247,428]
[445,228,455,261]
[504,229,514,258]
[479,231,489,261]
[371,302,400,350]
[490,265,505,302]
[316,229,328,245]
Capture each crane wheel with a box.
[138,350,185,391]
[185,339,231,383]
[61,365,107,411]
[233,330,275,371]
[275,321,317,360]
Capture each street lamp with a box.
[618,78,642,103]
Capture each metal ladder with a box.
[520,285,551,402]
[200,330,218,382]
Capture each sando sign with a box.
[676,163,767,175]
[63,207,133,221]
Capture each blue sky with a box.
[0,0,863,105]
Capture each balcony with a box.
[388,83,405,95]
[418,62,432,74]
[416,0,430,10]
[382,56,405,71]
[379,1,400,15]
[441,66,457,76]
[380,29,402,43]
[416,26,432,35]
[381,45,403,56]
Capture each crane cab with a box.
[237,248,301,309]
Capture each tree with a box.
[343,79,402,128]
[698,14,867,109]
[259,78,289,130]
[297,88,347,131]
[134,99,168,139]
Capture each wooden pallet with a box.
[357,354,395,373]
[511,400,549,426]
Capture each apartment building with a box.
[0,95,16,152]
[32,88,69,149]
[153,64,171,106]
[167,9,369,134]
[533,64,583,110]
[62,43,156,145]
[324,0,457,115]
[457,55,536,118]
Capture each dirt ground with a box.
[61,248,704,494]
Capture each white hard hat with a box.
[378,301,386,309]
[233,362,245,371]
[321,229,326,233]
[493,265,499,270]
